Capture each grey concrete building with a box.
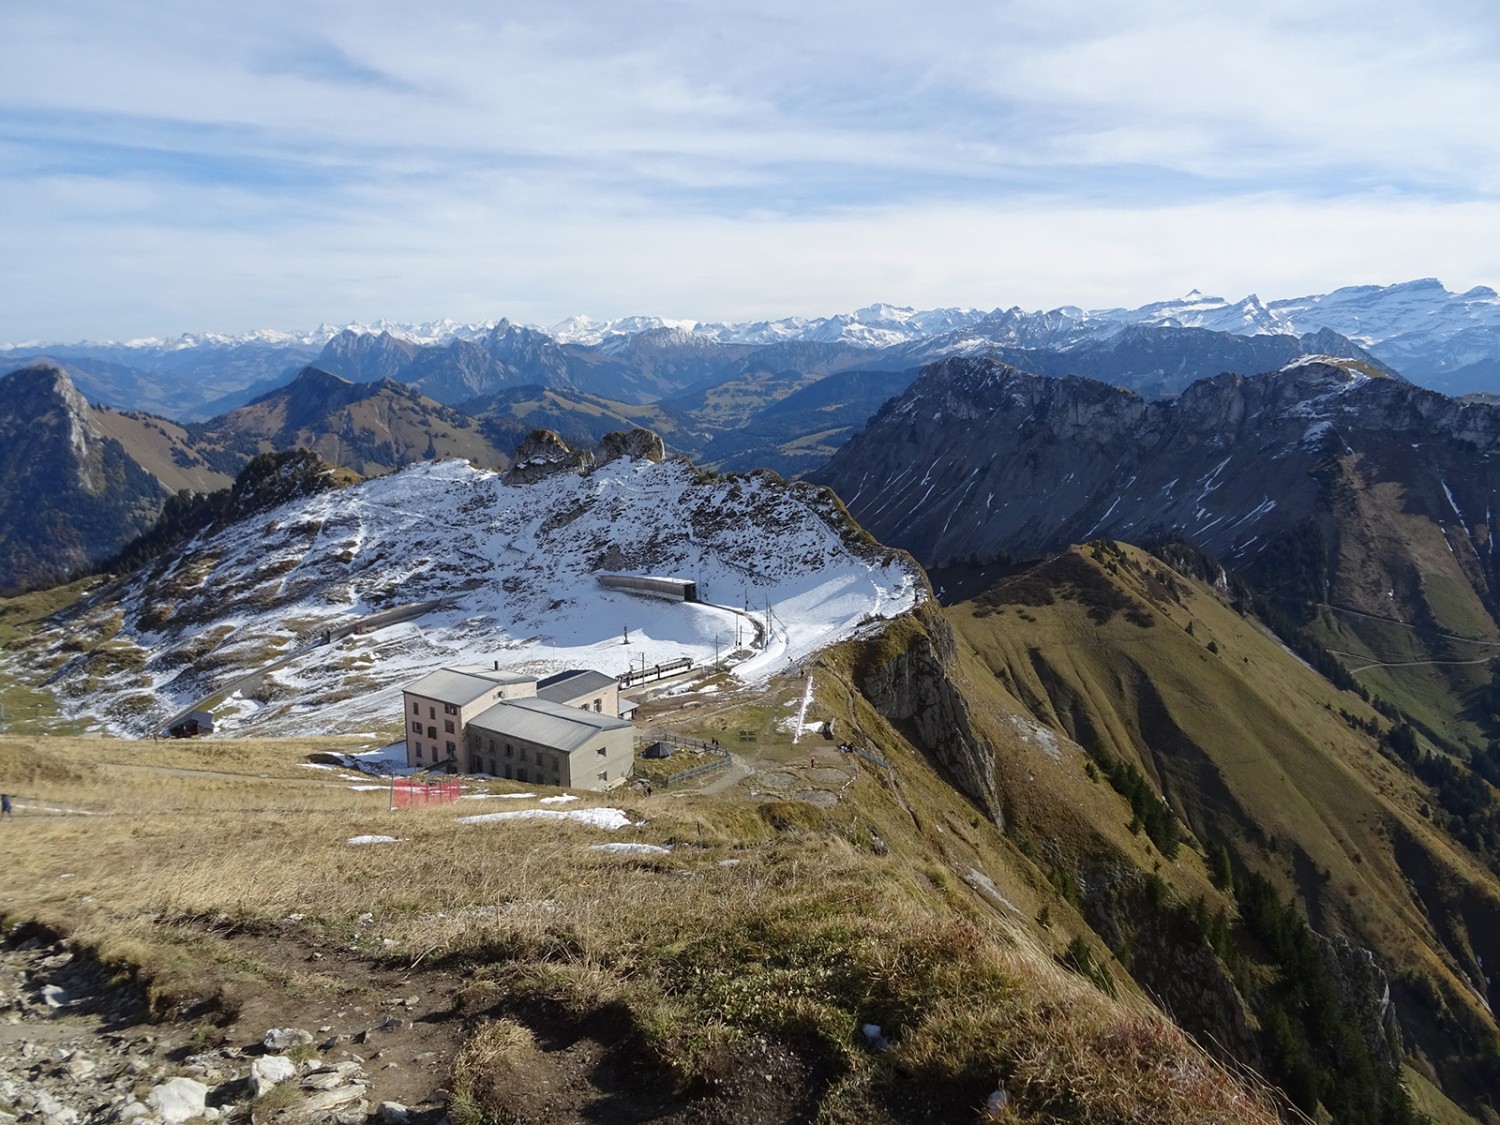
[465,698,634,790]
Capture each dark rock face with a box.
[503,429,594,484]
[855,605,1000,824]
[0,365,167,591]
[1318,933,1404,1074]
[814,355,1500,579]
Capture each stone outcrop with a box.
[503,427,666,485]
[856,604,1000,824]
[594,428,665,467]
[1318,933,1404,1074]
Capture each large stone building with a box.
[401,664,634,790]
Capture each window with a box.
[411,720,421,733]
[444,703,458,715]
[597,770,608,782]
[414,743,422,758]
[488,739,495,753]
[429,706,436,719]
[444,720,455,734]
[411,701,419,715]
[428,726,437,739]
[446,740,456,755]
[596,746,606,756]
[517,767,528,783]
[519,748,528,763]
[593,699,602,712]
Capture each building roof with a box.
[450,665,538,686]
[536,669,617,704]
[468,697,633,754]
[405,668,531,707]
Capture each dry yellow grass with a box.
[0,731,1285,1123]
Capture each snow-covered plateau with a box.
[14,455,921,739]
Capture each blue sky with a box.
[3,0,1498,341]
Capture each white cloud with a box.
[1,0,1497,339]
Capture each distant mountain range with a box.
[812,354,1500,756]
[5,279,1499,419]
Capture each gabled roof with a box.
[451,665,537,686]
[404,669,516,707]
[468,697,632,754]
[537,669,617,703]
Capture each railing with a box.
[841,742,892,771]
[658,750,732,788]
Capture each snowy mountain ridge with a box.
[10,453,921,739]
[11,279,1496,355]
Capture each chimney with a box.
[494,660,499,671]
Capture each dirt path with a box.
[0,923,821,1125]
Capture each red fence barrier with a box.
[390,778,461,810]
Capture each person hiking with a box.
[1,793,11,818]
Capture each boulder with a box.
[146,1078,208,1125]
[249,1054,297,1097]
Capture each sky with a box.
[3,0,1499,342]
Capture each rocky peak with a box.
[503,429,594,483]
[595,428,665,467]
[505,427,670,485]
[0,363,102,488]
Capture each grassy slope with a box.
[91,410,237,495]
[947,541,1500,1116]
[0,703,1286,1125]
[1314,457,1500,754]
[215,393,509,477]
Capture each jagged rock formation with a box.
[502,429,595,483]
[595,428,665,466]
[503,427,664,484]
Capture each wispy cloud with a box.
[2,0,1497,339]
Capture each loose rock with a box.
[146,1078,208,1125]
[263,1027,315,1053]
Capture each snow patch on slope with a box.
[18,457,919,738]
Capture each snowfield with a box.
[18,455,920,738]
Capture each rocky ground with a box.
[0,922,827,1125]
[0,927,453,1125]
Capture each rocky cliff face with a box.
[814,355,1500,587]
[854,604,1001,824]
[504,428,666,484]
[0,365,168,591]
